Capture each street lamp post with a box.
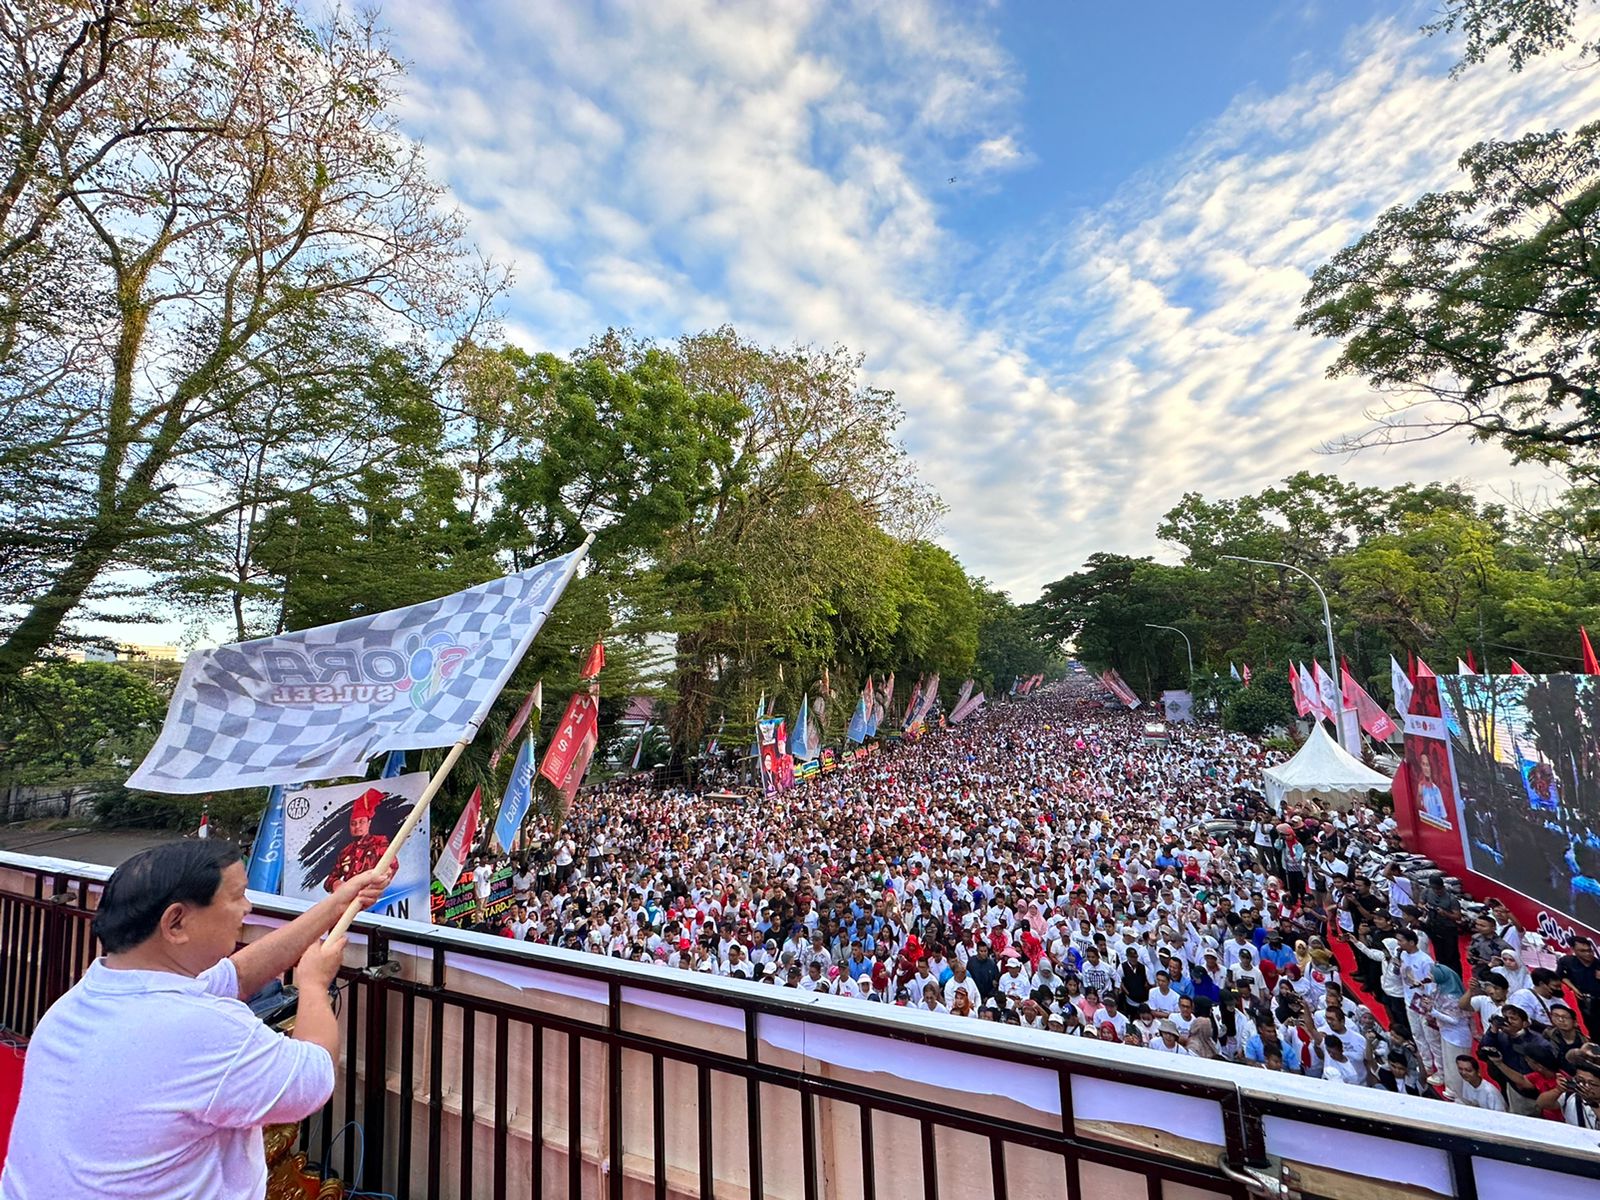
[1220,554,1349,746]
[1145,623,1194,682]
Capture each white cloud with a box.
[380,0,1600,608]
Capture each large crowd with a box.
[459,678,1600,1128]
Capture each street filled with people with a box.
[467,677,1600,1127]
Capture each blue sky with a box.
[380,2,1599,606]
[109,1,1600,649]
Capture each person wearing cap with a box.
[325,787,390,890]
[1152,1019,1192,1055]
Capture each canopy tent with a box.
[1262,724,1392,813]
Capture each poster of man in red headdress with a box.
[325,786,390,889]
[280,772,433,923]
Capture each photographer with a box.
[1538,1056,1600,1129]
[1478,1003,1559,1118]
[0,840,393,1199]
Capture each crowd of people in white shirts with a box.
[462,677,1600,1128]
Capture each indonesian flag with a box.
[1342,662,1397,740]
[1290,664,1310,718]
[1297,663,1322,720]
[434,785,481,888]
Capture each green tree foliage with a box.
[1424,0,1600,74]
[0,2,502,678]
[1222,687,1293,737]
[1036,473,1600,701]
[0,661,163,787]
[1298,124,1600,480]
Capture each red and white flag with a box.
[1290,664,1310,718]
[1311,661,1340,725]
[434,785,482,888]
[1342,662,1397,741]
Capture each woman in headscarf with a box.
[1428,962,1472,1098]
[1186,998,1223,1059]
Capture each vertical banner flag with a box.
[127,545,589,793]
[707,714,724,756]
[1584,627,1600,674]
[790,700,813,760]
[844,691,870,748]
[580,641,606,680]
[435,785,482,889]
[1298,663,1326,722]
[283,773,433,922]
[1290,664,1310,718]
[901,676,925,729]
[538,689,601,801]
[1457,658,1476,676]
[1230,663,1241,681]
[380,750,407,779]
[951,691,985,722]
[1509,660,1530,676]
[1312,661,1340,726]
[1241,664,1251,688]
[881,673,895,722]
[951,678,974,718]
[630,723,651,771]
[488,684,542,771]
[1390,655,1414,718]
[491,737,537,852]
[806,698,823,760]
[246,785,287,893]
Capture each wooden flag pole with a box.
[328,735,472,940]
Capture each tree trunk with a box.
[0,520,123,678]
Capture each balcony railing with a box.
[3,850,1598,1200]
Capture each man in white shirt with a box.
[1452,1056,1506,1112]
[0,840,392,1200]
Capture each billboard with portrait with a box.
[1402,673,1600,946]
[281,771,432,925]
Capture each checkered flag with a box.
[128,544,589,794]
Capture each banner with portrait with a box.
[281,771,432,924]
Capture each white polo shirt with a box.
[0,957,334,1200]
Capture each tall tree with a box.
[0,2,500,677]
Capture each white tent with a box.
[1262,724,1392,812]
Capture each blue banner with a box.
[246,785,286,893]
[491,738,536,852]
[790,701,813,760]
[847,694,869,743]
[380,749,407,778]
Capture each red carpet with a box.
[0,1041,23,1170]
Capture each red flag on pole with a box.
[434,785,482,888]
[1466,648,1478,673]
[539,690,600,791]
[1509,660,1530,676]
[580,641,605,680]
[1342,662,1398,740]
[1415,657,1437,679]
[488,684,541,771]
[1583,628,1600,675]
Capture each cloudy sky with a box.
[375,1,1593,602]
